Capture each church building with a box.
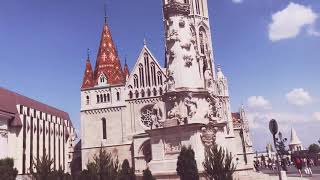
[80,0,266,179]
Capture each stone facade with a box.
[0,87,76,176]
[80,0,264,179]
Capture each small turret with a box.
[81,52,94,89]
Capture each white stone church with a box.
[80,0,269,179]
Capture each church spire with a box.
[81,49,94,89]
[123,57,129,80]
[93,17,124,85]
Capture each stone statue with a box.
[200,122,217,148]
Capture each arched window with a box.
[134,75,139,88]
[107,94,110,102]
[86,95,90,105]
[129,91,133,99]
[157,72,163,85]
[147,89,151,97]
[97,95,100,103]
[103,94,107,103]
[100,94,103,103]
[151,62,157,86]
[159,87,163,95]
[139,64,145,87]
[102,118,107,139]
[116,92,120,101]
[144,53,151,87]
[199,27,208,55]
[153,88,157,96]
[195,0,200,14]
[141,89,145,98]
[135,90,139,99]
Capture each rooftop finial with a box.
[125,55,127,65]
[104,1,108,24]
[143,38,147,46]
[87,48,90,60]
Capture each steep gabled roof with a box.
[81,59,94,89]
[126,44,166,87]
[94,23,124,85]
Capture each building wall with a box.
[1,104,76,175]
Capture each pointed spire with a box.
[123,57,130,79]
[81,50,94,89]
[216,64,225,79]
[289,127,302,145]
[143,38,147,46]
[94,21,125,85]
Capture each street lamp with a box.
[269,119,282,180]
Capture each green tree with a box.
[176,146,199,180]
[31,152,54,180]
[203,143,236,180]
[309,143,320,154]
[142,168,155,180]
[80,146,120,180]
[118,159,136,180]
[0,158,18,180]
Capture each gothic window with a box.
[157,72,163,85]
[139,64,145,87]
[195,0,200,14]
[107,93,110,102]
[100,75,106,83]
[144,53,151,87]
[129,91,133,99]
[103,94,107,102]
[147,89,151,97]
[134,75,139,88]
[86,95,90,105]
[151,62,157,86]
[199,27,208,55]
[135,90,139,99]
[141,89,145,98]
[100,94,104,103]
[159,87,163,95]
[97,95,100,103]
[116,92,120,101]
[153,88,157,96]
[102,118,107,139]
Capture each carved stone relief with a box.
[141,103,165,129]
[164,138,181,154]
[200,122,218,148]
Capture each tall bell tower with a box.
[163,0,215,91]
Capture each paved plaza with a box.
[261,166,320,180]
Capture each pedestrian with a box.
[294,157,303,177]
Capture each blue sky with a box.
[1,0,319,151]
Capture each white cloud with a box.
[312,112,320,121]
[268,2,319,41]
[286,88,312,106]
[247,96,272,110]
[232,0,243,3]
[247,111,309,130]
[307,26,320,36]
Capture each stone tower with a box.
[289,127,303,152]
[162,0,234,134]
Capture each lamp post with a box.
[269,119,282,180]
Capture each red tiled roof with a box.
[0,87,72,127]
[93,23,124,85]
[81,59,94,89]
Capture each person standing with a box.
[294,157,303,177]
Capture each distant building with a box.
[289,127,303,152]
[0,87,76,176]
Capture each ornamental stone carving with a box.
[164,138,181,154]
[141,102,165,129]
[0,129,8,138]
[200,122,218,148]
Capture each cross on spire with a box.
[104,0,108,24]
[87,48,90,60]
